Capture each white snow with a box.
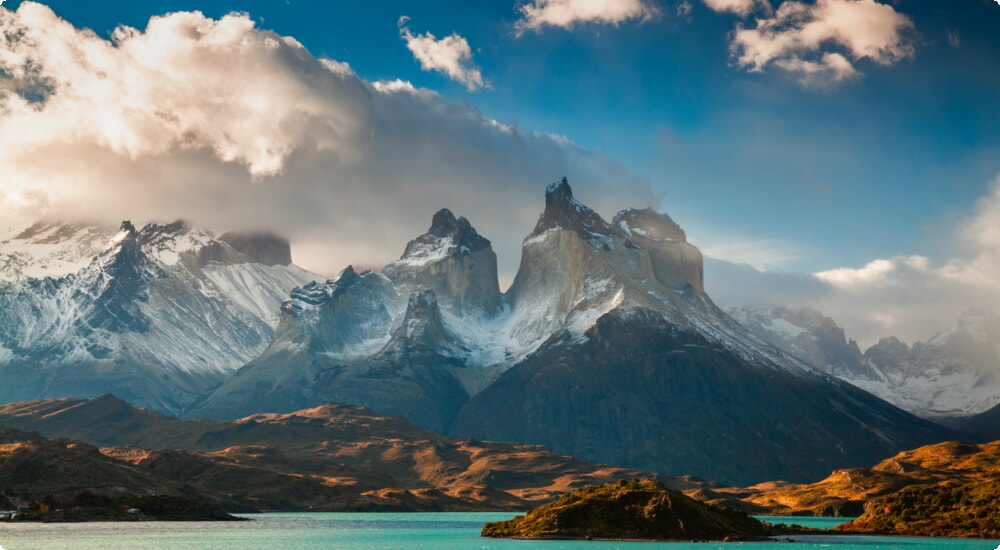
[391,236,455,267]
[0,222,118,283]
[767,317,808,338]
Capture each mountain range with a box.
[731,306,1000,420]
[0,220,317,414]
[0,178,969,486]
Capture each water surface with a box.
[0,512,997,550]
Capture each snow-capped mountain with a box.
[732,306,1000,418]
[859,309,1000,418]
[186,208,511,431]
[0,221,119,284]
[191,178,956,485]
[0,220,318,414]
[727,306,876,380]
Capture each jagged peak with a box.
[393,209,491,267]
[119,220,137,234]
[428,208,459,236]
[330,265,362,298]
[530,177,619,240]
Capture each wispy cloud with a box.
[677,1,694,21]
[515,0,660,33]
[398,16,486,91]
[0,2,656,280]
[701,0,769,17]
[729,0,915,85]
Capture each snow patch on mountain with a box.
[0,222,119,283]
[390,234,458,267]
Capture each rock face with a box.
[193,177,958,486]
[0,220,318,414]
[481,479,768,541]
[734,306,1000,418]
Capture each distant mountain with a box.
[0,220,318,414]
[191,178,957,486]
[0,394,689,508]
[953,402,1000,441]
[733,306,1000,418]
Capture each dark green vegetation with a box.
[481,479,768,541]
[840,480,1000,538]
[10,493,241,522]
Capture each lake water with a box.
[0,513,998,550]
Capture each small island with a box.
[481,479,769,542]
[5,493,244,522]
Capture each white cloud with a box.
[702,0,769,17]
[730,0,915,84]
[398,17,486,91]
[707,174,1000,347]
[516,0,660,33]
[0,2,656,282]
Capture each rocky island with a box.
[481,479,769,541]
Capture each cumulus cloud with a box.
[702,0,769,16]
[398,16,486,91]
[730,0,915,84]
[516,0,660,33]
[707,174,1000,348]
[0,2,655,283]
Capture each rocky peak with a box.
[330,265,362,297]
[384,209,502,315]
[613,208,687,242]
[119,220,137,235]
[530,177,619,240]
[864,336,911,368]
[398,209,491,264]
[385,286,454,361]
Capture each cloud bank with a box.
[707,174,1000,347]
[0,2,656,281]
[398,16,486,91]
[516,0,660,32]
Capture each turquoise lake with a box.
[1,513,998,550]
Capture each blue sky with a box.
[6,0,997,272]
[0,0,998,342]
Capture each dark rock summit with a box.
[531,177,619,239]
